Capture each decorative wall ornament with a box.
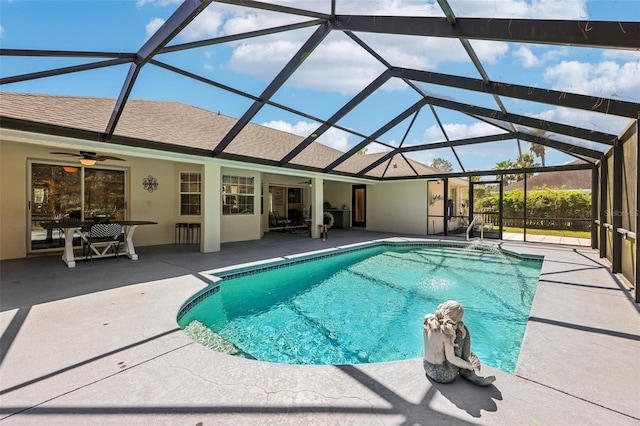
[142,175,159,193]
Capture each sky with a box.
[1,0,639,174]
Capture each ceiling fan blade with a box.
[50,150,125,162]
[50,151,82,157]
[94,155,125,162]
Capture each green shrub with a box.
[475,188,591,231]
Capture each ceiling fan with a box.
[50,150,125,166]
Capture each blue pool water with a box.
[178,243,542,373]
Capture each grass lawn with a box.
[503,227,590,238]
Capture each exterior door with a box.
[352,185,366,227]
[469,180,503,239]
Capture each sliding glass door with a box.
[84,168,126,221]
[29,162,126,252]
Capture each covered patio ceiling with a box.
[1,0,639,180]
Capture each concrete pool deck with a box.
[1,230,638,425]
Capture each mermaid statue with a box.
[423,300,496,386]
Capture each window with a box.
[222,174,254,215]
[180,172,201,215]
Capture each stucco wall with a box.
[323,181,351,211]
[126,157,178,247]
[0,140,181,259]
[0,140,29,260]
[366,181,428,235]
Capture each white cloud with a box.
[136,0,181,7]
[513,45,571,68]
[366,142,394,154]
[450,0,587,19]
[513,46,540,68]
[145,18,165,39]
[228,36,388,95]
[544,60,640,101]
[602,50,640,62]
[261,120,352,151]
[169,0,579,95]
[395,121,514,166]
[533,107,632,136]
[316,127,353,151]
[261,119,315,136]
[467,40,509,64]
[180,8,224,40]
[0,26,4,38]
[424,121,503,143]
[338,0,443,15]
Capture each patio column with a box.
[591,166,598,250]
[599,159,608,259]
[201,162,221,253]
[311,177,324,238]
[635,120,639,302]
[612,141,622,273]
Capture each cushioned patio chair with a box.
[271,211,291,232]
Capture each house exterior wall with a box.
[0,140,28,260]
[0,137,276,260]
[0,140,365,259]
[323,181,351,212]
[126,156,177,247]
[366,181,428,235]
[0,140,180,259]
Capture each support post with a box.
[612,142,623,273]
[311,177,324,239]
[498,178,504,240]
[443,178,449,236]
[599,160,608,259]
[523,174,527,241]
[201,163,221,253]
[634,120,639,302]
[591,166,598,249]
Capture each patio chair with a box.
[83,223,123,263]
[271,211,291,232]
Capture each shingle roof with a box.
[0,91,437,179]
[504,160,592,191]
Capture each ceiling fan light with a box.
[79,158,96,166]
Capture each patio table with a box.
[43,220,157,268]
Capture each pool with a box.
[178,241,543,373]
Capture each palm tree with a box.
[515,153,540,181]
[530,143,546,166]
[494,160,516,184]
